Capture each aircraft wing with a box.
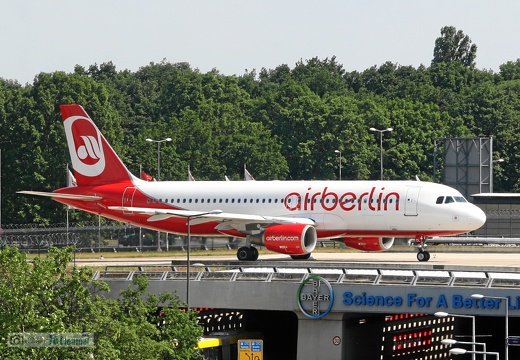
[108,206,315,232]
[18,191,103,201]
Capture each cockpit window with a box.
[437,195,467,204]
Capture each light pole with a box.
[145,137,172,181]
[450,348,499,359]
[183,210,222,309]
[334,150,342,181]
[369,127,393,180]
[435,312,477,360]
[472,294,509,360]
[441,339,486,360]
[146,137,172,251]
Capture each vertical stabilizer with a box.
[60,104,133,186]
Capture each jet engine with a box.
[250,224,317,255]
[342,237,394,251]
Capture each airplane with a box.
[19,104,487,262]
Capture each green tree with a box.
[0,247,203,359]
[432,26,477,68]
[499,59,520,81]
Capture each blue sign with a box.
[252,341,262,352]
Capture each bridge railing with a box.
[92,262,520,289]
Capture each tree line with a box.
[1,25,520,225]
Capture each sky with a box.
[1,1,520,84]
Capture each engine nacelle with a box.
[250,224,317,255]
[343,237,394,252]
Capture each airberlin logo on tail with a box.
[63,116,106,177]
[77,136,102,163]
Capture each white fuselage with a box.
[129,179,486,238]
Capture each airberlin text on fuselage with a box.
[284,187,400,212]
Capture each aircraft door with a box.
[404,187,421,216]
[122,187,137,215]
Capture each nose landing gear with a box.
[414,236,431,262]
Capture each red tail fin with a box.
[61,104,133,186]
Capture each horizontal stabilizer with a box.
[18,191,102,201]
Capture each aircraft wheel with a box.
[417,251,430,262]
[250,247,259,261]
[290,253,312,260]
[237,247,253,261]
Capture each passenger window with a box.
[436,196,444,204]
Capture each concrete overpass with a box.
[93,254,520,360]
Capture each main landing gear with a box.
[414,236,431,262]
[237,246,259,261]
[235,247,312,261]
[290,254,312,260]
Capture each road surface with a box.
[73,251,520,269]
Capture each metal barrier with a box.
[92,261,520,289]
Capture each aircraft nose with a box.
[468,205,486,229]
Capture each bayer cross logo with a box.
[297,276,334,319]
